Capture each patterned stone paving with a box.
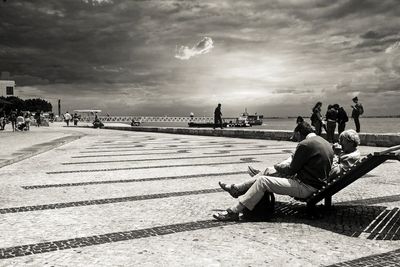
[0,189,223,214]
[0,220,237,259]
[0,125,399,266]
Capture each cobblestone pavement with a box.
[0,125,400,266]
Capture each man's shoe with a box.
[248,166,260,177]
[213,209,239,221]
[219,182,241,198]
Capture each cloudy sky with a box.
[1,0,399,116]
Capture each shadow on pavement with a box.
[247,200,400,241]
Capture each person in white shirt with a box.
[64,111,72,127]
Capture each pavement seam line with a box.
[46,159,260,174]
[21,171,248,189]
[0,188,223,214]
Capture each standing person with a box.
[325,104,338,143]
[214,122,334,221]
[64,111,72,127]
[35,110,41,127]
[24,112,31,131]
[9,109,17,132]
[337,106,349,135]
[311,102,323,135]
[0,109,6,130]
[351,97,364,133]
[73,113,79,126]
[213,103,223,129]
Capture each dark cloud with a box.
[1,0,400,116]
[361,30,391,40]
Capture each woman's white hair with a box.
[339,129,360,147]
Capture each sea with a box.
[137,117,399,134]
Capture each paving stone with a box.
[0,124,399,266]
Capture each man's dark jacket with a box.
[289,135,334,189]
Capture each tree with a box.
[23,98,52,112]
[0,96,52,114]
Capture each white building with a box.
[0,72,16,97]
[0,80,15,97]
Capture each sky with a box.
[1,0,400,117]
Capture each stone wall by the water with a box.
[101,125,400,147]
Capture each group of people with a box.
[311,96,364,143]
[63,111,104,128]
[214,122,361,221]
[63,111,80,126]
[0,109,44,132]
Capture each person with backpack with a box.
[337,105,349,135]
[351,96,364,133]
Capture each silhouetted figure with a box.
[35,111,41,127]
[93,116,104,129]
[325,104,338,143]
[311,102,323,135]
[296,116,304,124]
[337,106,349,135]
[0,109,6,130]
[290,117,308,142]
[9,109,17,132]
[351,96,364,133]
[214,103,223,129]
[73,113,79,126]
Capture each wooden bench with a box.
[299,144,400,210]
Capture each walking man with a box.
[64,111,72,127]
[351,97,364,133]
[214,103,223,129]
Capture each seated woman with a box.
[329,129,361,181]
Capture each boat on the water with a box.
[188,109,263,128]
[238,109,263,126]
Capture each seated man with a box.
[93,117,104,129]
[329,129,361,181]
[214,122,334,221]
[248,121,313,178]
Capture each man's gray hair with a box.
[339,129,360,147]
